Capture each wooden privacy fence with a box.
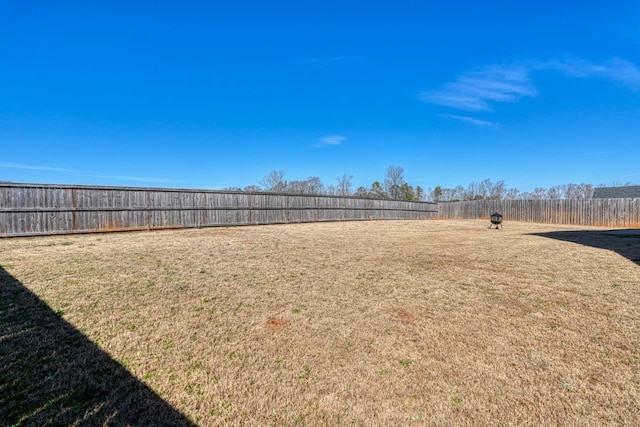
[435,199,640,227]
[0,183,437,237]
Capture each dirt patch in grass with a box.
[1,220,639,426]
[397,310,415,323]
[266,317,288,330]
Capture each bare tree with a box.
[259,170,287,192]
[463,182,480,200]
[531,187,547,200]
[305,177,325,194]
[488,180,507,200]
[547,185,563,199]
[478,179,495,200]
[612,180,636,187]
[284,176,325,194]
[573,183,593,199]
[563,183,578,199]
[504,187,520,200]
[286,180,308,194]
[421,179,598,201]
[516,191,531,200]
[441,187,458,202]
[452,185,465,201]
[384,165,405,200]
[252,170,600,202]
[243,185,262,192]
[336,174,354,196]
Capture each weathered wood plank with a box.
[0,183,437,236]
[435,198,640,227]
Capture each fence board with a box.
[435,199,640,227]
[0,183,437,237]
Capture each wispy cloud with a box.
[440,114,498,128]
[0,163,82,173]
[540,57,640,89]
[421,65,537,112]
[0,162,182,184]
[314,134,346,148]
[421,56,640,114]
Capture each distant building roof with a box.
[592,185,640,199]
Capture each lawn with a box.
[1,220,639,426]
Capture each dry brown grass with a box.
[1,220,639,426]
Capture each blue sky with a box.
[1,1,639,193]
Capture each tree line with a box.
[228,166,424,201]
[429,180,638,201]
[226,168,636,202]
[428,180,595,201]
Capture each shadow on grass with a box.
[528,230,640,267]
[0,266,196,427]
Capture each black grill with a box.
[490,212,503,230]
